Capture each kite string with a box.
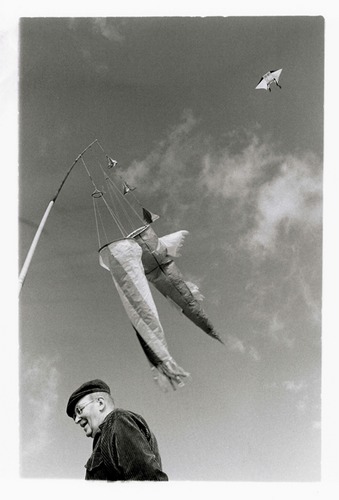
[81,156,98,191]
[100,194,127,237]
[96,160,136,232]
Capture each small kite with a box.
[255,69,282,92]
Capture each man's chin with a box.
[82,424,92,437]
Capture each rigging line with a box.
[96,159,124,225]
[92,196,103,249]
[96,139,106,154]
[93,196,112,246]
[96,156,144,231]
[102,195,127,237]
[96,200,111,243]
[105,176,141,231]
[52,139,98,202]
[96,189,127,237]
[96,140,149,225]
[105,175,145,225]
[95,143,142,218]
[94,159,130,236]
[81,155,99,191]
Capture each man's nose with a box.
[74,414,82,424]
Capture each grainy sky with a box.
[2,3,339,498]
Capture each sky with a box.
[2,3,339,498]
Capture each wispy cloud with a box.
[123,111,322,352]
[200,131,275,202]
[224,334,261,362]
[21,355,60,458]
[92,18,125,43]
[266,378,319,417]
[267,315,295,348]
[200,133,322,254]
[125,112,322,252]
[125,109,199,215]
[296,395,309,413]
[244,156,322,253]
[69,18,125,43]
[282,380,307,393]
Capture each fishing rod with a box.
[18,139,98,295]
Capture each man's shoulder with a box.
[104,408,144,426]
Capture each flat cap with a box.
[66,379,111,417]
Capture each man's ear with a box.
[97,397,106,411]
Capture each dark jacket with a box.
[85,408,168,481]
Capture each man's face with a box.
[73,396,102,438]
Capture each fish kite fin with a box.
[159,230,189,258]
[142,207,160,224]
[185,281,205,302]
[106,156,118,169]
[123,181,136,195]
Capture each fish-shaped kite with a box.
[89,147,223,389]
[99,224,223,389]
[99,238,190,390]
[255,69,282,92]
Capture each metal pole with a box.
[18,200,54,294]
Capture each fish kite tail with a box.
[135,328,190,390]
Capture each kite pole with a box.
[18,139,98,295]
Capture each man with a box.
[66,379,168,481]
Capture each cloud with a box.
[296,269,322,325]
[244,156,322,252]
[125,109,198,188]
[225,334,245,353]
[296,396,308,413]
[282,380,307,393]
[68,17,125,43]
[200,132,275,201]
[123,109,201,225]
[267,379,314,414]
[267,315,295,348]
[248,345,261,362]
[223,334,261,362]
[92,18,125,43]
[200,133,322,253]
[21,356,60,458]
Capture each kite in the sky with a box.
[19,140,223,390]
[255,69,282,92]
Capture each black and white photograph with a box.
[1,3,338,499]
